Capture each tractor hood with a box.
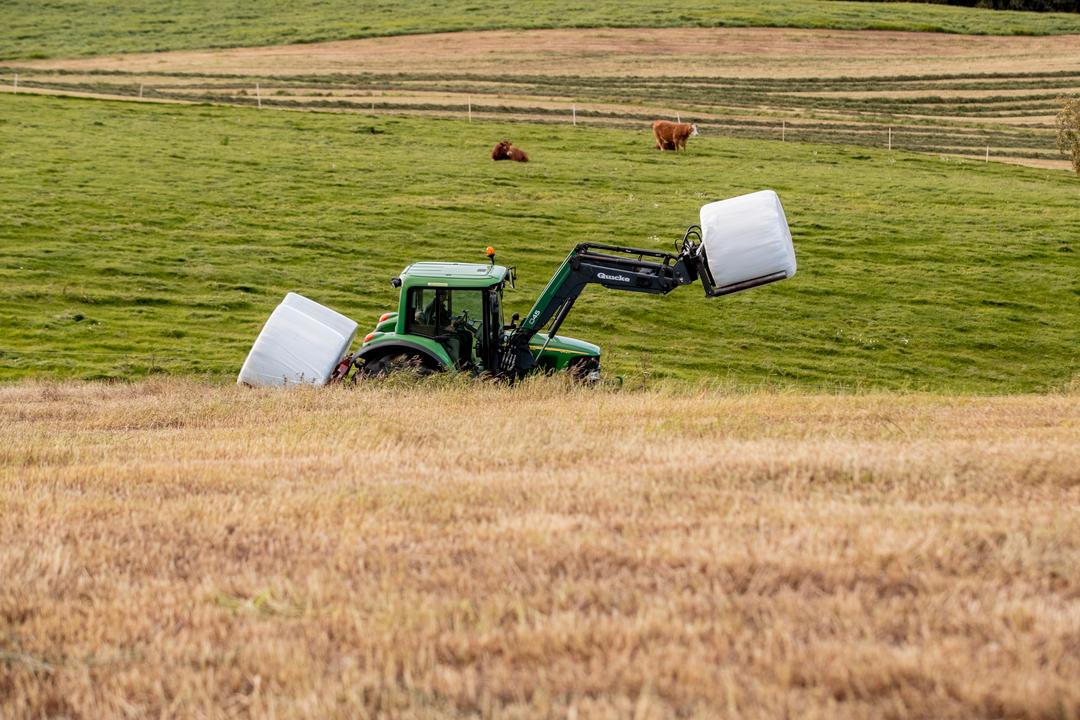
[527,333,600,358]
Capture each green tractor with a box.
[237,190,796,386]
[353,255,604,380]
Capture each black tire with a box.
[567,357,601,383]
[357,351,438,379]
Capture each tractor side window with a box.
[407,288,447,338]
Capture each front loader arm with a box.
[502,240,704,375]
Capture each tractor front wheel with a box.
[567,357,601,383]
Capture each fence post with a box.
[139,83,144,99]
[13,73,17,94]
[256,82,261,109]
[888,127,892,151]
[782,120,786,142]
[572,104,576,126]
[468,95,472,123]
[985,145,989,163]
[677,112,681,123]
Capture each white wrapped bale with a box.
[237,293,358,387]
[698,189,796,296]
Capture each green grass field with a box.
[4,0,1080,60]
[1,93,1077,390]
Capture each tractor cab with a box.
[395,262,508,371]
[355,261,511,374]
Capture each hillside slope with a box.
[10,27,1078,168]
[0,94,1077,390]
[3,0,1080,60]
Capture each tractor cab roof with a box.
[398,262,508,289]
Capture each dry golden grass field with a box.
[2,379,1079,719]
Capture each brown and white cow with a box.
[491,139,529,162]
[652,121,699,151]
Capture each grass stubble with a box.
[1,378,1078,718]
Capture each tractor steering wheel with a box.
[458,309,481,334]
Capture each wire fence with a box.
[4,74,1066,163]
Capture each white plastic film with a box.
[699,189,796,295]
[237,292,358,387]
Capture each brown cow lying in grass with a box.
[491,139,529,162]
[652,120,699,151]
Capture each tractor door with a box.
[446,289,484,370]
[403,286,504,372]
[404,287,484,371]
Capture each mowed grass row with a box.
[7,68,1072,158]
[4,0,1080,61]
[1,93,1078,390]
[2,380,1078,718]
[9,93,1058,160]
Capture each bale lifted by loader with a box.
[237,190,797,386]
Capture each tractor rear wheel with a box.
[357,351,438,379]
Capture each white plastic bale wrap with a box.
[237,292,358,386]
[699,189,796,295]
